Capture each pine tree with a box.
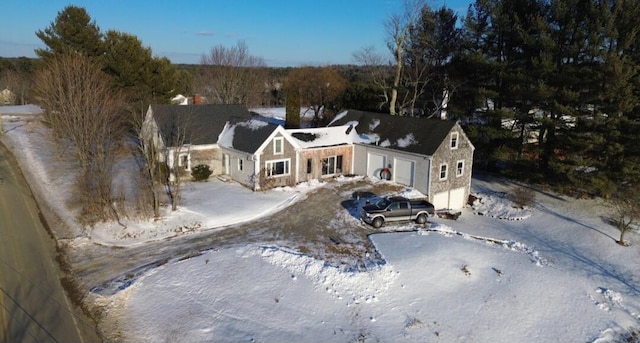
[35,6,104,61]
[285,90,301,129]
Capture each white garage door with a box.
[449,187,466,209]
[433,187,467,210]
[432,192,449,211]
[394,158,415,187]
[367,153,386,178]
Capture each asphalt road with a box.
[0,143,92,343]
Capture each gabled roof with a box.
[328,109,458,156]
[150,104,252,146]
[218,118,280,154]
[286,125,361,149]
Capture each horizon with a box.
[0,0,471,67]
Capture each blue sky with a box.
[0,1,472,67]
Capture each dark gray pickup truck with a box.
[360,196,435,228]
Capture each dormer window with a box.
[450,132,459,149]
[274,137,283,155]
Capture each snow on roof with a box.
[218,119,270,150]
[286,125,361,149]
[327,110,348,126]
[397,133,417,148]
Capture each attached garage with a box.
[367,153,386,178]
[432,187,467,210]
[394,158,415,187]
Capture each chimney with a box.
[193,94,202,105]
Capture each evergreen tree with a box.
[35,5,104,61]
[285,89,301,129]
[102,30,185,115]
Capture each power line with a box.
[0,299,40,342]
[0,285,57,343]
[0,257,98,336]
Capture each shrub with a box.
[510,186,535,208]
[258,167,276,191]
[191,164,212,181]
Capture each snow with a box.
[89,180,314,246]
[396,132,417,148]
[2,106,640,343]
[218,118,270,150]
[287,125,360,149]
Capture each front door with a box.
[223,154,230,175]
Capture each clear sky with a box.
[0,1,472,67]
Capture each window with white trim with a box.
[265,159,290,177]
[439,163,448,180]
[273,137,284,155]
[450,132,459,149]
[456,160,464,177]
[321,155,343,175]
[238,159,243,171]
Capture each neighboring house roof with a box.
[218,118,280,154]
[150,104,252,146]
[286,125,361,149]
[328,109,458,156]
[171,94,189,105]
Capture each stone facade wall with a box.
[428,123,474,201]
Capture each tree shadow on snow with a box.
[341,191,379,220]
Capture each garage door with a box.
[394,158,415,187]
[432,192,449,210]
[449,187,466,209]
[367,153,386,178]
[433,187,467,210]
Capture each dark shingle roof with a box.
[150,104,252,146]
[328,109,457,155]
[218,118,280,154]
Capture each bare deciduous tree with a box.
[352,45,393,110]
[136,110,163,219]
[610,189,640,246]
[284,66,347,126]
[33,53,126,225]
[385,0,422,115]
[197,41,266,106]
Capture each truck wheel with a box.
[372,217,384,228]
[416,213,427,224]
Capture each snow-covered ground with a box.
[2,106,639,342]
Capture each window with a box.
[450,132,459,149]
[306,159,312,174]
[456,160,464,177]
[322,155,343,175]
[273,137,283,155]
[179,153,190,170]
[440,163,448,180]
[265,159,290,177]
[238,159,244,171]
[399,202,409,210]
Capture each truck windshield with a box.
[375,198,391,208]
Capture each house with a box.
[329,110,475,210]
[145,104,474,210]
[142,104,253,178]
[0,88,16,105]
[218,118,359,190]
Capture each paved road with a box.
[0,144,93,343]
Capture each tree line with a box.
[2,1,639,226]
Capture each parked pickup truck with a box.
[360,196,435,228]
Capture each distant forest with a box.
[2,0,640,200]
